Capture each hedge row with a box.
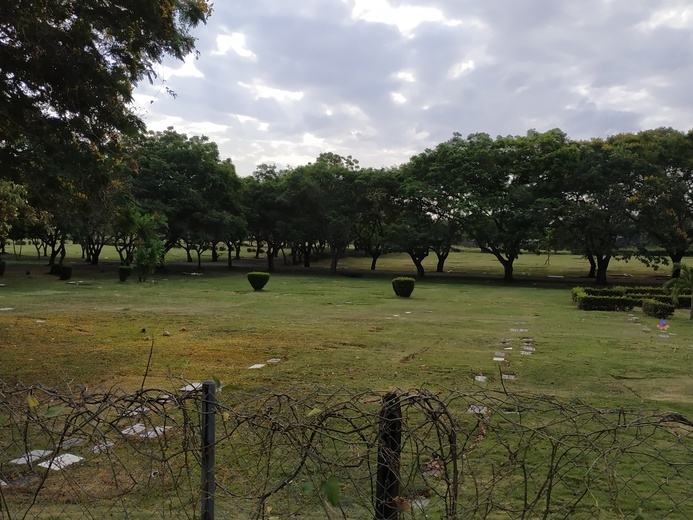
[572,287,640,311]
[572,286,690,311]
[642,299,675,320]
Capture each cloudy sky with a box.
[132,0,693,177]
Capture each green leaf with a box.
[320,476,340,507]
[44,405,65,418]
[306,407,322,418]
[301,482,315,496]
[27,395,39,408]
[212,376,222,391]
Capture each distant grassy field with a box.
[1,256,692,416]
[2,240,680,280]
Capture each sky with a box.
[132,0,693,177]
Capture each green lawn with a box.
[1,258,691,416]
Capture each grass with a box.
[1,252,692,518]
[1,256,692,416]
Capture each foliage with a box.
[641,299,675,320]
[0,0,212,158]
[0,181,28,240]
[664,263,693,319]
[572,287,638,311]
[391,277,416,297]
[134,238,165,282]
[247,271,271,291]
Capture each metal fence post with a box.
[375,392,402,520]
[201,381,216,520]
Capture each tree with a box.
[132,129,244,263]
[352,168,399,271]
[664,263,693,320]
[1,0,211,165]
[243,166,289,273]
[618,129,693,277]
[0,181,27,242]
[446,131,568,282]
[555,138,638,285]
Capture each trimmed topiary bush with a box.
[58,265,72,280]
[247,271,270,291]
[642,299,675,320]
[118,265,133,282]
[392,276,416,298]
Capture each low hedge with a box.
[573,285,690,311]
[247,271,270,291]
[392,277,416,298]
[642,299,675,320]
[572,287,639,311]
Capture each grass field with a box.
[1,247,692,417]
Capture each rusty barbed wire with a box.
[1,381,692,519]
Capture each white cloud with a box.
[159,54,204,78]
[448,60,475,78]
[638,6,693,30]
[350,0,464,35]
[212,33,257,58]
[391,92,407,104]
[238,81,304,102]
[395,71,415,82]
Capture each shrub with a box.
[572,287,638,311]
[642,299,675,320]
[118,265,133,282]
[58,265,72,280]
[392,277,416,298]
[623,286,665,296]
[247,271,270,291]
[134,239,165,282]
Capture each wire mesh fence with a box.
[1,380,692,519]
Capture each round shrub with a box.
[58,265,72,281]
[247,271,270,291]
[118,265,133,282]
[392,276,416,298]
[642,298,675,320]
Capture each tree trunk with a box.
[586,254,596,278]
[330,246,339,275]
[435,252,448,273]
[235,244,241,260]
[224,241,233,267]
[407,252,425,278]
[501,259,514,282]
[196,251,202,269]
[266,243,275,272]
[670,251,684,278]
[370,252,380,271]
[211,244,218,262]
[595,254,611,285]
[690,288,693,320]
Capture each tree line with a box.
[1,1,692,284]
[2,126,693,285]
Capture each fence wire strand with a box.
[1,381,691,519]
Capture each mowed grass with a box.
[1,260,692,417]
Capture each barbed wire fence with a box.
[1,380,692,519]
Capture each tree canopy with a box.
[1,0,211,161]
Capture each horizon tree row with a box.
[2,126,693,284]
